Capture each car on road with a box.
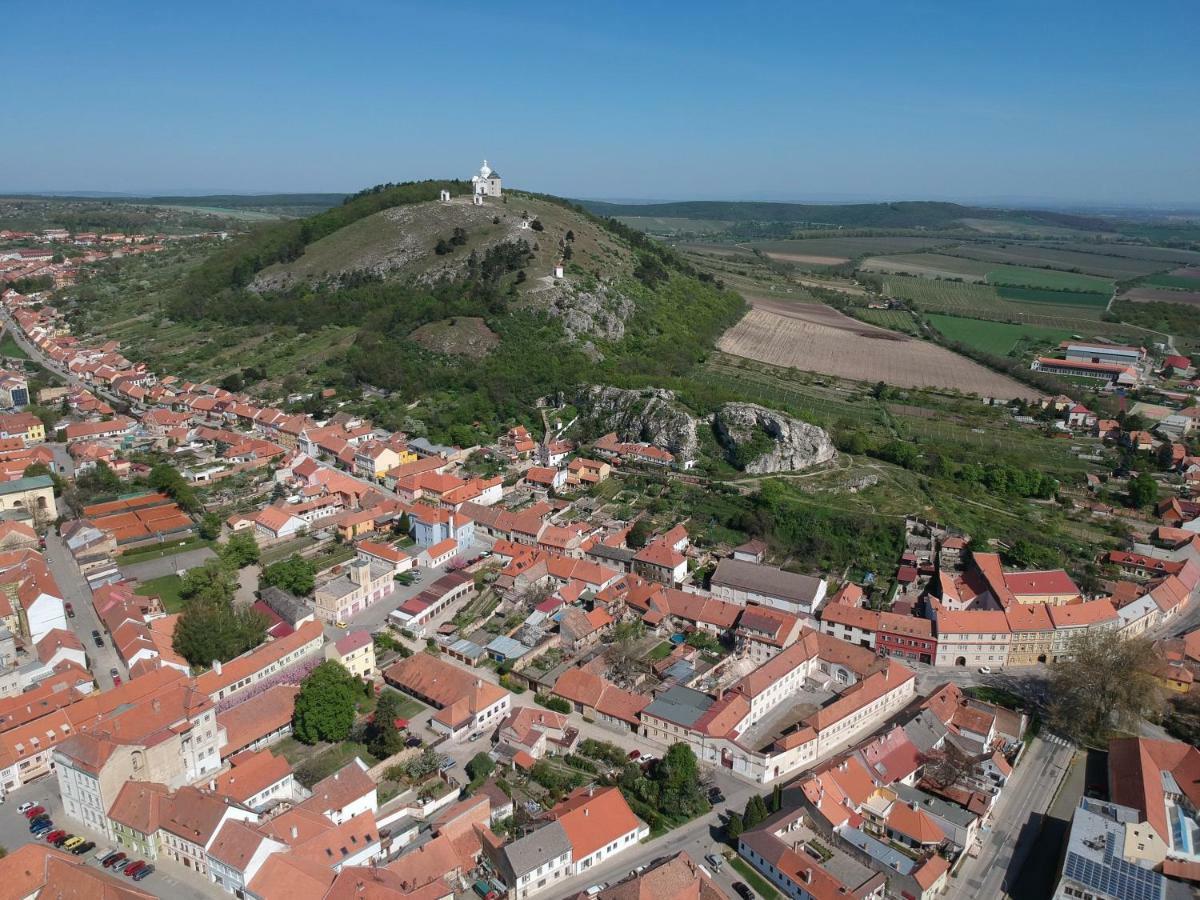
[335,620,348,629]
[132,865,154,882]
[705,853,724,872]
[17,801,35,814]
[103,852,127,868]
[65,602,74,618]
[439,756,456,770]
[92,630,104,648]
[732,882,755,900]
[978,666,992,674]
[23,805,45,819]
[109,667,119,680]
[72,841,95,856]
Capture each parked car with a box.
[627,749,641,761]
[52,834,73,848]
[65,602,74,618]
[439,756,456,770]
[124,860,146,877]
[95,848,115,862]
[72,841,95,855]
[705,853,724,872]
[17,801,35,814]
[405,736,422,748]
[63,837,85,851]
[131,865,154,882]
[92,630,104,648]
[978,666,992,675]
[708,787,725,803]
[29,815,51,830]
[44,830,65,843]
[23,805,45,819]
[31,822,53,836]
[103,852,127,868]
[732,882,755,900]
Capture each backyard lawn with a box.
[646,641,674,661]
[730,857,781,900]
[133,573,186,612]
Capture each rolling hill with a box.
[576,199,1116,233]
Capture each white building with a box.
[471,160,502,199]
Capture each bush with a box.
[535,693,571,714]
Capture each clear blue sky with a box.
[5,0,1198,205]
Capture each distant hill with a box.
[576,199,1115,232]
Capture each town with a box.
[0,202,1196,900]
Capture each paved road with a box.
[44,531,124,689]
[0,779,225,899]
[949,735,1073,899]
[118,546,216,582]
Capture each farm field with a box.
[1043,242,1200,266]
[852,308,919,334]
[1123,287,1200,306]
[749,236,951,258]
[861,253,994,281]
[995,285,1109,308]
[944,244,1166,278]
[983,263,1113,293]
[1143,271,1200,290]
[717,303,1040,398]
[926,314,1071,356]
[881,275,1151,340]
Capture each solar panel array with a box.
[1062,850,1164,900]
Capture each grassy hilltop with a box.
[63,180,745,443]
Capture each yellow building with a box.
[0,412,45,445]
[325,630,377,679]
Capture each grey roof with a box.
[485,635,531,659]
[838,824,915,875]
[259,586,310,625]
[0,475,53,495]
[409,437,456,458]
[587,545,636,564]
[503,820,570,878]
[901,709,950,754]
[642,685,713,728]
[892,784,978,828]
[448,638,486,661]
[711,558,823,604]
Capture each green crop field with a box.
[852,308,919,334]
[982,264,1113,293]
[946,244,1166,279]
[1144,273,1200,290]
[751,236,951,258]
[927,314,1071,356]
[995,286,1110,308]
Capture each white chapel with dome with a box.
[471,160,502,201]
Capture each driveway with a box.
[43,532,124,689]
[118,547,216,582]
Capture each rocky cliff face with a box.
[713,403,836,474]
[575,385,699,462]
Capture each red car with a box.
[103,852,126,869]
[124,860,146,877]
[43,830,65,843]
[64,602,74,618]
[23,805,45,819]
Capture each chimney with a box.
[152,698,160,713]
[802,869,813,884]
[291,825,299,840]
[213,659,222,675]
[208,779,215,790]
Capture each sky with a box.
[4,0,1198,205]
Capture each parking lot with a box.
[0,780,226,898]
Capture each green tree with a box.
[1128,471,1159,509]
[466,752,496,783]
[198,511,223,541]
[220,531,261,568]
[743,794,769,829]
[367,689,406,760]
[394,512,411,536]
[148,462,200,512]
[180,561,238,605]
[261,554,317,596]
[726,812,744,840]
[1047,630,1164,745]
[293,661,360,745]
[770,783,782,813]
[171,563,267,667]
[22,461,64,496]
[626,518,651,549]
